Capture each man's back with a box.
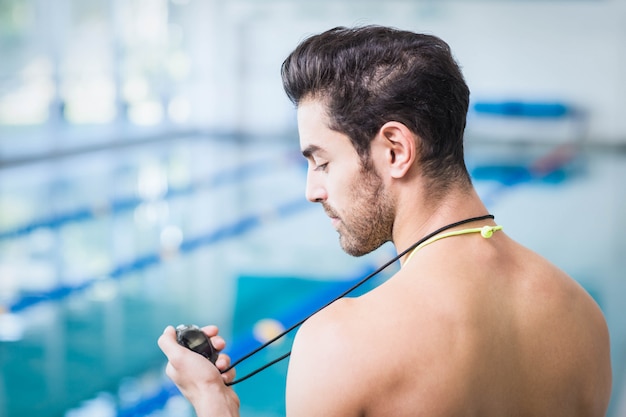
[286,229,612,417]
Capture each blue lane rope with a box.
[0,152,302,241]
[116,379,180,417]
[3,197,311,314]
[472,142,580,208]
[472,101,574,119]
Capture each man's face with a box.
[297,99,394,256]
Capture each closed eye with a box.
[314,162,328,172]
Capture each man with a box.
[158,25,612,416]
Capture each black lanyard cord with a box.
[223,214,495,386]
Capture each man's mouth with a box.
[323,206,341,227]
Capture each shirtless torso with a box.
[286,220,612,417]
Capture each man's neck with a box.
[392,185,490,257]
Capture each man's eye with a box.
[314,162,328,171]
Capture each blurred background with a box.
[0,0,625,416]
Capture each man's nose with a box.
[305,172,327,203]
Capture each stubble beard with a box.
[327,167,395,257]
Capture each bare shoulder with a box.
[514,244,612,381]
[284,278,453,417]
[487,238,613,415]
[512,241,608,335]
[285,297,369,417]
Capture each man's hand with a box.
[158,325,240,417]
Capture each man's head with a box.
[281,25,472,199]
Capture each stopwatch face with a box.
[175,324,218,363]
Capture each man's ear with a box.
[378,121,416,179]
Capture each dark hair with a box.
[281,25,472,193]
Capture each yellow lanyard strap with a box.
[404,225,503,267]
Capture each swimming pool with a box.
[0,134,624,417]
